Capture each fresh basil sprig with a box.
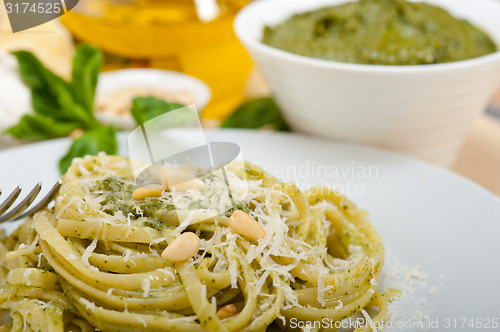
[221,97,290,131]
[5,44,118,174]
[7,44,101,138]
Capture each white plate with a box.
[1,130,499,330]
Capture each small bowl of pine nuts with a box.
[95,68,211,130]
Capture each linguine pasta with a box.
[0,154,387,331]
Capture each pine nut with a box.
[170,178,205,191]
[229,210,266,242]
[162,168,205,192]
[161,232,200,262]
[216,304,238,320]
[132,184,164,200]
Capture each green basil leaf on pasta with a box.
[59,126,118,174]
[221,97,290,131]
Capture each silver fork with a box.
[0,180,62,223]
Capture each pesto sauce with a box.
[97,177,251,231]
[224,202,251,217]
[263,0,497,65]
[98,177,176,230]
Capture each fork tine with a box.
[14,180,62,221]
[0,185,22,215]
[0,183,42,222]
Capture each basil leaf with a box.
[31,88,79,123]
[10,50,55,90]
[221,97,290,131]
[9,45,119,175]
[59,126,118,174]
[71,44,103,115]
[5,114,80,141]
[130,96,185,125]
[11,49,98,129]
[50,77,98,128]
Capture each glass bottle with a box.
[61,0,253,120]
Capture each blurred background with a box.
[0,0,499,194]
[2,0,500,124]
[0,0,259,122]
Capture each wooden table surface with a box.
[451,114,500,197]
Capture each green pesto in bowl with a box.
[262,0,497,65]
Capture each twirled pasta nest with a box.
[0,154,388,331]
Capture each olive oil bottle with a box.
[61,0,253,120]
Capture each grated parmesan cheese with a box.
[81,238,98,271]
[141,278,151,298]
[135,315,147,328]
[80,297,96,310]
[23,269,33,286]
[360,308,378,332]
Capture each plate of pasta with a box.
[0,129,499,331]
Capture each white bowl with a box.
[95,69,211,130]
[235,0,500,166]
